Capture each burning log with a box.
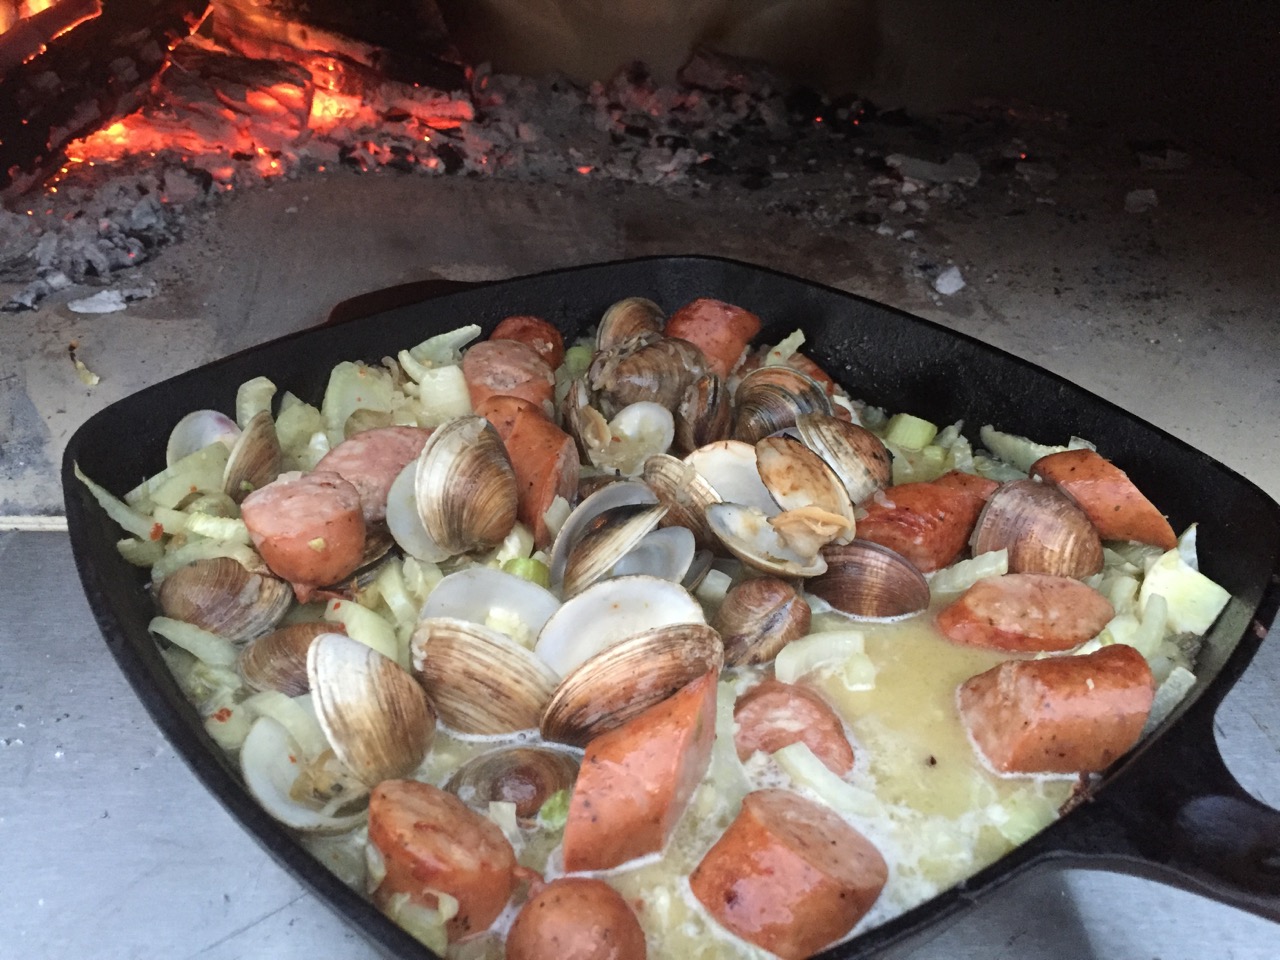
[0,0,209,191]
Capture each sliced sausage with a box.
[240,470,365,600]
[490,314,566,370]
[734,679,854,775]
[663,298,762,379]
[477,395,580,549]
[561,670,718,872]
[957,644,1156,774]
[856,479,987,572]
[367,780,518,941]
[936,573,1115,651]
[932,469,1000,501]
[314,426,431,524]
[505,877,646,960]
[690,788,887,960]
[462,339,556,413]
[1030,448,1177,549]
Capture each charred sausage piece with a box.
[490,314,566,370]
[367,780,518,942]
[1030,448,1177,549]
[690,788,888,960]
[856,480,988,572]
[936,573,1115,651]
[314,426,431,524]
[462,339,557,414]
[663,297,762,379]
[561,670,718,872]
[957,644,1156,774]
[505,877,646,960]
[477,395,580,549]
[240,470,365,600]
[733,679,854,775]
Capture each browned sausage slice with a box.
[505,877,646,960]
[240,470,365,600]
[856,480,987,572]
[367,780,518,942]
[957,644,1156,774]
[932,469,1000,501]
[664,298,762,379]
[314,426,431,523]
[462,339,556,413]
[1030,448,1177,549]
[561,670,717,872]
[690,788,887,960]
[477,395,580,549]
[490,314,566,370]
[734,679,854,775]
[936,573,1115,651]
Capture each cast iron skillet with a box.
[63,255,1280,958]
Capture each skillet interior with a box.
[63,254,1280,958]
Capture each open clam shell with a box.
[223,410,283,503]
[755,436,856,543]
[412,616,560,734]
[154,556,292,642]
[684,440,779,516]
[420,567,561,643]
[732,366,833,444]
[541,622,724,747]
[385,460,451,563]
[549,480,659,592]
[705,503,828,578]
[415,416,518,557]
[445,746,581,821]
[795,412,892,505]
[642,453,723,550]
[166,409,241,467]
[970,478,1104,578]
[607,526,696,584]
[561,502,670,598]
[713,576,812,666]
[807,540,930,620]
[307,632,436,786]
[534,575,706,678]
[239,621,336,695]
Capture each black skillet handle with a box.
[1044,680,1280,922]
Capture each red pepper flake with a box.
[149,522,164,541]
[288,754,297,764]
[332,601,342,609]
[211,707,233,723]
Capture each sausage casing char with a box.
[957,644,1156,774]
[690,788,888,960]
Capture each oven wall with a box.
[434,0,1276,172]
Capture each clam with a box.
[445,746,580,821]
[795,413,892,505]
[155,556,292,642]
[223,410,283,503]
[607,526,696,585]
[732,366,833,444]
[166,409,241,467]
[412,617,560,734]
[541,623,723,747]
[641,453,722,550]
[807,540,930,620]
[385,459,451,563]
[589,335,710,418]
[675,372,733,455]
[684,440,779,516]
[705,503,829,578]
[421,567,561,645]
[534,575,706,678]
[549,480,659,593]
[561,502,670,598]
[239,621,336,695]
[713,576,812,665]
[755,436,856,543]
[308,632,436,786]
[583,402,676,478]
[597,296,665,351]
[415,416,518,557]
[969,478,1104,578]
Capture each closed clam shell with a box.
[675,372,733,455]
[713,576,812,666]
[541,622,724,747]
[223,410,283,503]
[970,478,1104,578]
[445,746,580,820]
[589,335,709,418]
[415,416,518,556]
[807,540,930,619]
[561,502,670,598]
[412,617,559,734]
[597,296,665,351]
[795,413,892,505]
[239,621,336,695]
[731,366,833,444]
[642,453,722,550]
[155,556,292,642]
[307,632,436,786]
[755,436,856,543]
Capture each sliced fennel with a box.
[773,742,882,819]
[774,630,876,691]
[928,549,1009,596]
[1139,547,1230,635]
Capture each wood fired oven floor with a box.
[2,164,1278,525]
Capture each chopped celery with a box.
[406,324,481,366]
[884,412,938,450]
[537,789,571,830]
[562,344,593,379]
[762,329,806,365]
[502,557,551,589]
